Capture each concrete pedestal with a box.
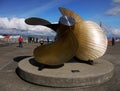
[17,57,114,87]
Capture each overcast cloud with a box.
[106,0,120,15]
[0,17,120,37]
[0,17,56,36]
[102,24,120,38]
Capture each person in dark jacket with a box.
[112,37,115,46]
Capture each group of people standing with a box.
[17,36,52,48]
[18,35,117,48]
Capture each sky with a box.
[0,0,120,37]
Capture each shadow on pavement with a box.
[13,56,32,62]
[29,58,64,70]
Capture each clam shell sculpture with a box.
[25,7,107,65]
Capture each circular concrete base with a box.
[17,57,114,87]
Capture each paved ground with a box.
[0,42,120,91]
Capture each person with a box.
[39,37,44,45]
[112,37,115,46]
[18,36,23,47]
[47,36,49,44]
[36,38,38,43]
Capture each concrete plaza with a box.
[0,42,120,91]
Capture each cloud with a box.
[102,24,120,37]
[0,17,56,36]
[113,0,120,3]
[0,17,26,29]
[111,28,120,36]
[22,1,58,17]
[106,0,120,15]
[22,0,71,17]
[1,17,120,38]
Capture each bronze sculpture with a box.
[25,7,107,66]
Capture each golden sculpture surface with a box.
[25,7,108,65]
[34,23,78,65]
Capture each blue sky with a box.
[0,0,120,36]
